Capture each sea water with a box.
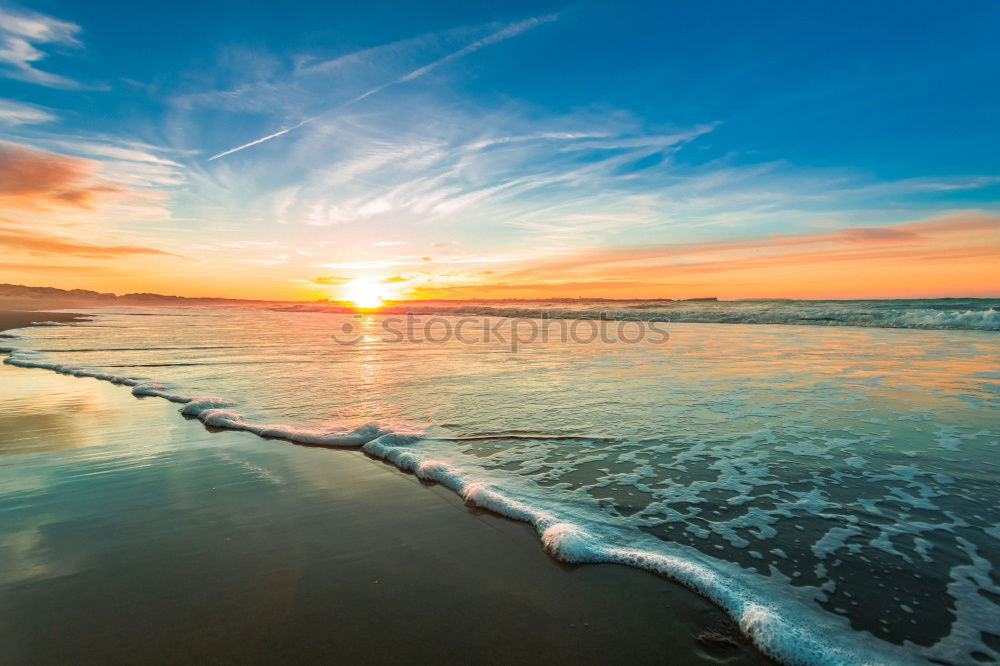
[2,300,998,665]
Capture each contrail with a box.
[207,118,313,161]
[206,14,558,161]
[399,15,556,83]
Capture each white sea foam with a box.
[3,308,996,666]
[5,353,145,386]
[2,344,925,664]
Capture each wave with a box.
[3,345,927,665]
[271,302,1000,331]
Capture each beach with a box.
[3,2,997,662]
[0,311,770,665]
[2,303,997,664]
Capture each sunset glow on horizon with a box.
[0,2,997,301]
[338,277,388,309]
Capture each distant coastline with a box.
[3,282,997,312]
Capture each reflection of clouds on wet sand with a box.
[0,357,765,665]
[0,364,132,454]
[0,526,69,585]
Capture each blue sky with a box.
[1,0,998,299]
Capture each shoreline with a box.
[0,311,773,665]
[0,310,90,333]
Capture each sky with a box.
[0,0,998,301]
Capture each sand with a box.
[0,312,773,665]
[0,310,89,332]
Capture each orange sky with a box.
[1,142,998,301]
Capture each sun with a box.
[340,277,385,309]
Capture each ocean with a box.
[2,299,998,665]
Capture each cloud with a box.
[0,142,124,210]
[490,211,1000,285]
[0,6,81,87]
[0,139,174,225]
[0,261,116,274]
[34,138,188,189]
[396,14,557,84]
[0,99,56,125]
[46,139,184,167]
[207,14,559,160]
[409,279,662,298]
[245,102,716,232]
[386,212,999,299]
[0,225,177,258]
[309,275,352,286]
[320,253,520,270]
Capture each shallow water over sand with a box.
[3,307,998,664]
[0,362,770,665]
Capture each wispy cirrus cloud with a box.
[0,261,118,274]
[0,98,56,125]
[0,6,81,88]
[38,138,188,189]
[320,253,520,270]
[205,14,559,160]
[377,14,558,89]
[389,212,997,299]
[229,105,717,236]
[456,210,1000,296]
[0,225,177,258]
[532,210,1000,271]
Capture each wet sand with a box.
[0,310,89,332]
[0,313,773,665]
